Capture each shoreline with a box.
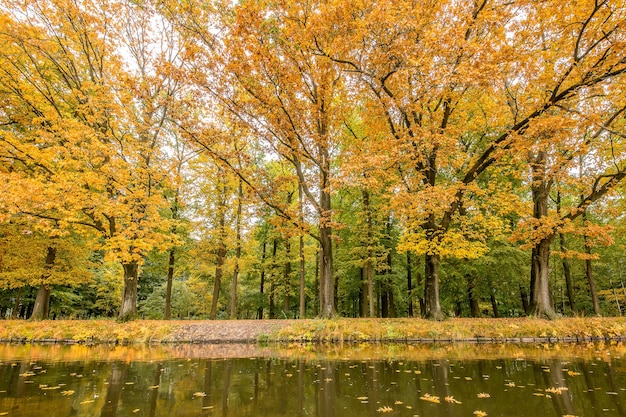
[0,317,625,345]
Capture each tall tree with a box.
[313,0,626,319]
[168,0,353,317]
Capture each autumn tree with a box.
[168,0,353,317]
[310,0,626,319]
[0,0,184,321]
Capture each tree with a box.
[168,0,354,317]
[312,0,626,319]
[0,0,185,320]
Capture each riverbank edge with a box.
[0,317,624,345]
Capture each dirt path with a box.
[168,319,297,343]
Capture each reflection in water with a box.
[0,344,625,416]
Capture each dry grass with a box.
[0,317,624,344]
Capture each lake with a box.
[0,342,624,416]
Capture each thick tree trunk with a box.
[119,261,139,322]
[529,151,557,319]
[424,253,443,320]
[30,285,51,321]
[319,224,336,318]
[164,248,175,320]
[530,238,557,318]
[467,274,481,318]
[30,246,56,321]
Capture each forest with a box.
[1,0,626,322]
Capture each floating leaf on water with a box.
[505,382,516,387]
[533,393,545,397]
[202,406,214,410]
[376,406,393,413]
[357,397,368,401]
[567,371,581,376]
[465,377,472,381]
[420,393,440,404]
[445,396,462,404]
[41,386,61,390]
[125,382,134,385]
[394,401,404,405]
[193,392,207,398]
[61,390,75,396]
[477,393,490,398]
[546,387,568,395]
[132,409,140,413]
[80,400,95,405]
[148,385,159,389]
[473,411,488,417]
[0,412,8,416]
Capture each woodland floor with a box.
[1,317,626,344]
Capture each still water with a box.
[0,343,625,416]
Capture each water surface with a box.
[0,343,624,416]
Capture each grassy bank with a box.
[0,317,625,344]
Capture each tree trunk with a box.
[118,261,139,322]
[559,233,575,314]
[11,287,22,319]
[490,290,500,318]
[30,246,56,321]
[299,184,306,319]
[283,237,292,317]
[582,210,601,316]
[530,238,557,318]
[319,223,336,318]
[210,177,228,320]
[556,192,575,314]
[362,189,375,318]
[230,179,243,320]
[269,239,278,319]
[407,253,413,317]
[467,274,481,318]
[424,253,443,320]
[257,241,266,320]
[314,248,319,317]
[165,192,180,320]
[360,267,367,317]
[164,247,175,320]
[529,150,557,319]
[520,284,530,315]
[210,243,225,320]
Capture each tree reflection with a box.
[100,362,128,417]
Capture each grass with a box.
[273,317,626,343]
[0,317,624,344]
